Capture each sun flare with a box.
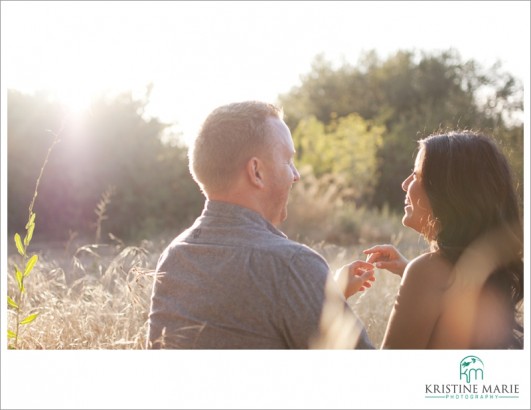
[55,86,95,118]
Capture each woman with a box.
[360,131,523,349]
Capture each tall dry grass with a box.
[7,212,425,350]
[7,164,427,349]
[6,240,159,349]
[7,233,424,349]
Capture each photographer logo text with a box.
[424,356,520,401]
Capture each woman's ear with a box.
[246,157,265,188]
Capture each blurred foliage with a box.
[7,48,523,245]
[8,89,204,242]
[281,165,415,247]
[293,113,384,203]
[279,49,523,211]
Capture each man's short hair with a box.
[189,101,283,195]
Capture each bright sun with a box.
[56,86,95,117]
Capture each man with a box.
[147,101,373,349]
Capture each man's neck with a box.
[207,190,269,224]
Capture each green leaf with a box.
[24,254,38,277]
[15,268,24,292]
[8,330,17,339]
[20,313,39,325]
[26,212,36,229]
[7,296,19,309]
[24,223,35,247]
[14,233,25,256]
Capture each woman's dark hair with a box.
[419,130,523,347]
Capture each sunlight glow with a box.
[3,1,528,147]
[56,86,95,119]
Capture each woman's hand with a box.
[363,244,409,277]
[334,260,375,299]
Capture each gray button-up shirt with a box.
[147,200,372,349]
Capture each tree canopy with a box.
[279,49,523,210]
[7,48,523,243]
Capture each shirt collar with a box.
[202,200,287,239]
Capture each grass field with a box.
[6,211,425,350]
[4,133,433,349]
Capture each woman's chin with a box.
[401,213,409,228]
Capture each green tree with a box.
[279,49,523,210]
[293,113,384,202]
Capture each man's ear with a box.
[246,157,265,188]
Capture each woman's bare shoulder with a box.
[403,252,454,289]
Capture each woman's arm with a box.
[381,253,450,349]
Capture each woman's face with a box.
[401,147,435,237]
